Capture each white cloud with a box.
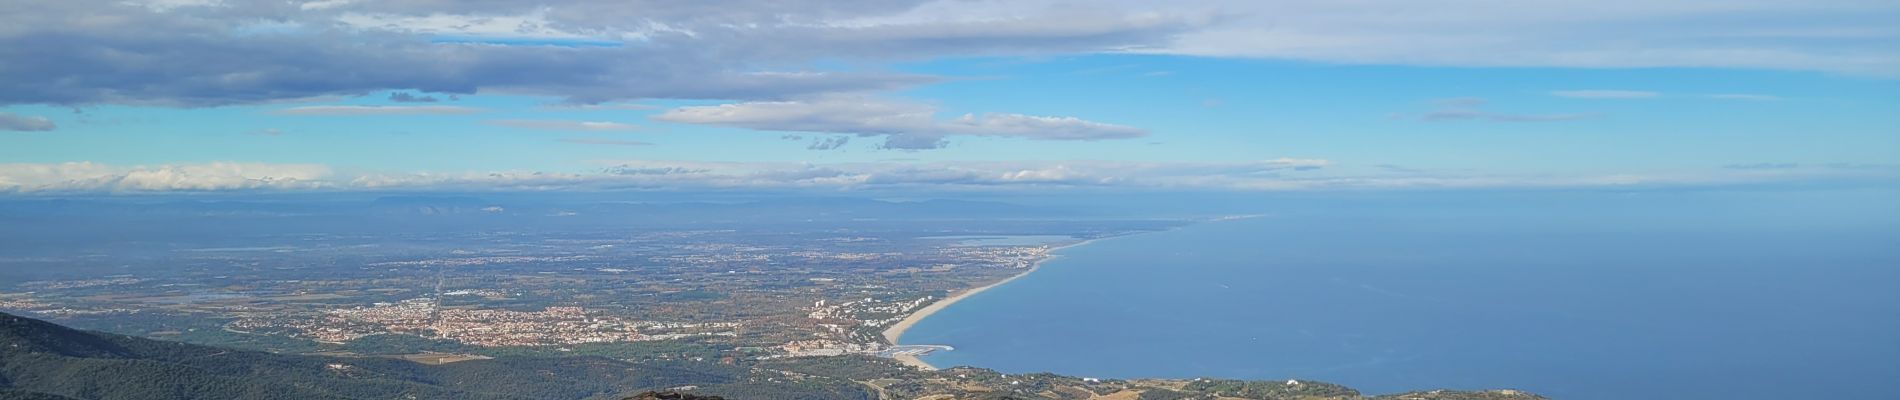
[1548,90,1791,101]
[588,159,1331,188]
[0,112,56,131]
[654,97,936,134]
[1551,90,1661,99]
[942,113,1148,140]
[1146,0,1900,75]
[1417,98,1598,122]
[487,119,640,131]
[0,162,330,192]
[558,137,652,146]
[0,159,1327,192]
[336,12,559,38]
[653,96,1146,149]
[384,158,1895,191]
[6,159,1896,194]
[274,105,485,115]
[298,0,355,11]
[540,103,659,111]
[1435,112,1598,122]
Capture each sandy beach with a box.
[881,238,1098,370]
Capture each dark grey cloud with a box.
[0,112,56,131]
[3,0,1891,111]
[808,136,851,150]
[0,27,938,107]
[879,134,950,150]
[0,1,1186,107]
[387,92,441,102]
[331,0,933,26]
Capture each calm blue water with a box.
[903,190,1900,399]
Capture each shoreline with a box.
[881,238,1100,370]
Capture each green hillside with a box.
[1,312,1541,400]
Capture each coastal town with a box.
[226,297,740,347]
[0,218,1156,366]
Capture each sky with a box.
[1,0,1897,194]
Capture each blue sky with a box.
[1,1,1896,193]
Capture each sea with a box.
[901,189,1900,399]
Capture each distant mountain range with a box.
[0,312,1545,400]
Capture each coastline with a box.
[881,238,1098,370]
